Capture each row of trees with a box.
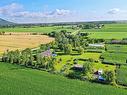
[0,32,5,35]
[2,48,55,71]
[77,24,104,29]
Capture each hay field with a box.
[0,32,54,53]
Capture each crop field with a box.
[106,44,127,53]
[0,33,54,53]
[0,62,126,95]
[101,52,127,65]
[116,66,127,85]
[101,44,127,65]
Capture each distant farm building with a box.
[40,50,52,57]
[72,64,83,71]
[89,44,105,48]
[40,50,57,57]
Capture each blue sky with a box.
[0,0,127,23]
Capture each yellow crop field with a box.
[0,32,54,54]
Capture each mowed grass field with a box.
[0,62,126,95]
[0,33,54,53]
[82,24,127,39]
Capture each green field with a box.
[0,62,127,95]
[55,52,101,71]
[116,66,127,85]
[0,26,75,33]
[89,32,127,39]
[106,44,127,53]
[85,24,127,32]
[1,23,127,94]
[101,44,127,65]
[101,52,127,65]
[55,52,115,71]
[1,24,127,39]
[81,24,127,39]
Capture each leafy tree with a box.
[64,44,72,54]
[73,35,80,48]
[40,44,47,51]
[67,71,82,79]
[83,62,93,75]
[13,50,21,64]
[78,47,84,55]
[36,54,42,66]
[102,70,116,85]
[83,62,94,80]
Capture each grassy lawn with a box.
[0,62,126,95]
[55,52,115,71]
[93,62,115,71]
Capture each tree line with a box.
[1,48,55,71]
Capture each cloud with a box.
[54,9,71,15]
[0,3,72,19]
[107,8,120,14]
[0,3,77,23]
[0,3,23,15]
[9,9,71,18]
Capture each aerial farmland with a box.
[0,0,127,95]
